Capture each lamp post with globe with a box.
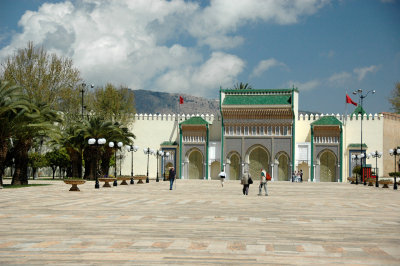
[368,151,382,187]
[126,145,139,184]
[144,148,155,183]
[88,138,106,189]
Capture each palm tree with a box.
[59,123,85,178]
[11,101,61,185]
[233,82,253,90]
[0,80,30,185]
[100,122,135,176]
[80,117,115,180]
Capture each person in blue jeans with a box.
[169,167,176,190]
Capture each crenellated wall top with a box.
[134,113,218,122]
[297,113,384,121]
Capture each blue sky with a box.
[0,0,399,114]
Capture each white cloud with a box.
[353,65,380,81]
[251,58,287,77]
[288,79,320,91]
[0,0,329,96]
[156,52,245,97]
[328,71,352,84]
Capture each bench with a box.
[98,178,116,187]
[366,178,375,186]
[379,180,393,188]
[348,177,356,184]
[64,179,86,191]
[117,176,132,185]
[134,175,147,184]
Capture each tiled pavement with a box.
[0,179,399,265]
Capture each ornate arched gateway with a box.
[210,161,221,180]
[318,149,337,182]
[246,146,270,180]
[228,152,241,180]
[276,152,289,181]
[188,148,204,179]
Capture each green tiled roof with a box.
[222,95,291,106]
[351,106,366,116]
[180,116,209,125]
[311,116,342,126]
[348,143,368,148]
[161,141,178,146]
[222,88,298,93]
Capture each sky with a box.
[0,0,399,114]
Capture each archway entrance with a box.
[298,162,309,182]
[277,153,289,181]
[188,150,203,179]
[210,161,221,180]
[248,146,269,180]
[319,150,337,182]
[165,162,173,179]
[229,153,240,180]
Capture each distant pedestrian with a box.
[258,169,268,196]
[219,171,226,187]
[292,172,295,182]
[169,167,176,190]
[241,169,251,195]
[300,170,303,182]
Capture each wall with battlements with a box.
[119,112,398,181]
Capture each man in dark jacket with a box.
[169,167,176,190]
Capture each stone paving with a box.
[0,179,399,265]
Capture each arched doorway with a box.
[319,150,337,182]
[298,162,309,182]
[188,150,203,179]
[277,153,289,181]
[248,146,269,180]
[210,161,220,180]
[229,153,240,180]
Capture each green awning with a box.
[348,143,368,148]
[161,141,178,146]
[311,116,342,126]
[180,116,209,125]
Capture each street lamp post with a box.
[155,150,163,182]
[369,151,382,187]
[352,89,375,186]
[389,147,400,190]
[351,154,363,184]
[80,83,93,120]
[161,151,170,181]
[144,148,155,183]
[126,145,139,184]
[109,141,123,186]
[88,138,106,189]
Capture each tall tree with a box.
[389,82,400,113]
[87,83,135,124]
[1,41,82,112]
[11,102,61,185]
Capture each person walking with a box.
[169,167,176,190]
[241,169,251,195]
[219,171,226,187]
[258,169,268,196]
[300,169,303,182]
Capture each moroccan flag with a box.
[346,94,357,106]
[179,96,184,104]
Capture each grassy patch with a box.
[2,184,52,189]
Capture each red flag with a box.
[346,94,357,106]
[179,96,184,104]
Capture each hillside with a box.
[133,90,220,115]
[132,89,317,115]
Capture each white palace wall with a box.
[118,112,393,181]
[119,114,216,179]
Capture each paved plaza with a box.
[0,179,399,265]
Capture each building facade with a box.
[120,89,400,182]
